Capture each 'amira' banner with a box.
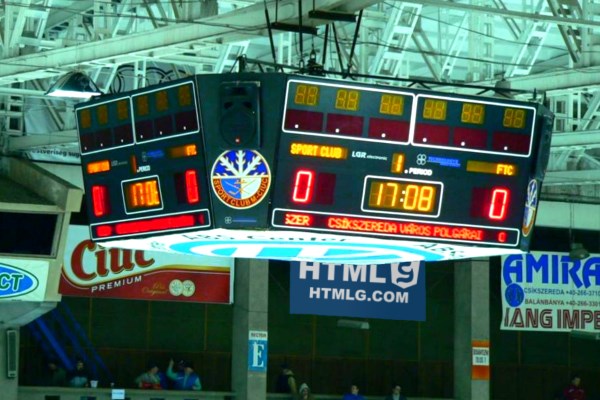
[501,251,600,332]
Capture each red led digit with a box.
[185,169,199,204]
[489,188,509,220]
[498,231,507,243]
[292,169,315,203]
[91,185,109,217]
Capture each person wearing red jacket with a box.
[563,375,586,400]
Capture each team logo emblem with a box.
[211,149,271,209]
[522,179,538,237]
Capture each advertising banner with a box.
[60,225,233,303]
[0,258,49,301]
[501,251,600,332]
[290,261,425,321]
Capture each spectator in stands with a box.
[67,358,91,388]
[41,358,67,386]
[166,359,201,390]
[563,374,586,400]
[275,362,298,395]
[384,384,408,400]
[135,361,166,389]
[342,384,365,400]
[297,382,314,400]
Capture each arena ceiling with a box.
[1,0,599,230]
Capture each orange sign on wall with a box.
[471,339,490,380]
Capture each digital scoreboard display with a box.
[76,73,553,254]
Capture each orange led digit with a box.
[178,84,193,106]
[156,90,169,112]
[294,84,319,106]
[136,95,149,116]
[391,153,405,173]
[79,109,92,129]
[117,99,129,120]
[335,89,360,111]
[97,105,109,125]
[503,108,526,128]
[461,103,485,124]
[423,99,447,120]
[380,94,404,116]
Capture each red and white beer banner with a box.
[60,225,233,304]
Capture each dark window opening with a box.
[0,212,57,255]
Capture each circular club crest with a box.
[211,149,271,209]
[522,179,539,237]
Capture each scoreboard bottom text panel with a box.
[271,209,520,246]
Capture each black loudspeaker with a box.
[6,329,17,378]
[219,82,261,147]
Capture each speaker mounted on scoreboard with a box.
[219,82,261,148]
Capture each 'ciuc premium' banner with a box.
[60,226,233,303]
[290,261,425,321]
[501,251,600,332]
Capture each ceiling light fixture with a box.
[337,319,370,330]
[569,242,590,260]
[45,71,103,99]
[308,10,356,22]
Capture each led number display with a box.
[290,169,337,205]
[391,153,405,173]
[461,103,485,124]
[335,89,360,111]
[79,108,92,129]
[422,99,447,120]
[379,94,404,116]
[136,95,150,116]
[364,177,442,216]
[503,108,527,129]
[294,84,320,106]
[123,177,163,213]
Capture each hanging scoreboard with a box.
[76,73,553,254]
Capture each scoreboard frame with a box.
[75,72,553,254]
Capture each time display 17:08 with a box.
[362,177,443,217]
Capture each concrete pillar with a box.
[0,328,19,400]
[231,258,269,400]
[454,258,490,400]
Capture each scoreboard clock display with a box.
[76,73,553,254]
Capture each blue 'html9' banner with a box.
[290,261,426,321]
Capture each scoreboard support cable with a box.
[76,73,553,253]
